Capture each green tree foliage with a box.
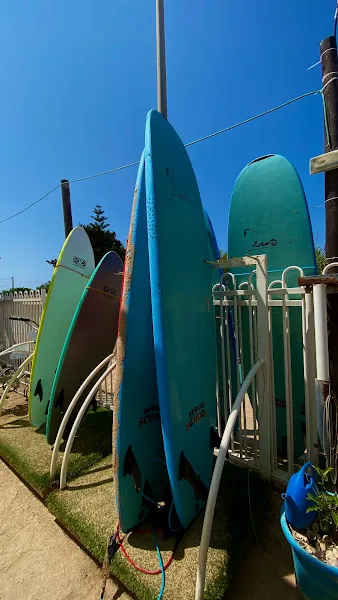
[37,281,51,292]
[1,287,31,294]
[316,247,326,275]
[80,204,125,265]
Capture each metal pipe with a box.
[0,352,34,415]
[313,284,330,381]
[156,0,168,118]
[195,359,264,600]
[50,353,115,479]
[59,362,116,489]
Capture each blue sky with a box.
[0,0,332,290]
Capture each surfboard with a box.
[145,110,217,529]
[46,251,123,445]
[228,154,316,458]
[113,153,168,533]
[29,227,95,428]
[204,210,238,428]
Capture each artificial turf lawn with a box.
[48,456,268,600]
[0,393,112,496]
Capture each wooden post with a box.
[60,179,73,238]
[320,36,338,404]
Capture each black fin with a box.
[123,445,141,492]
[34,379,43,403]
[178,451,208,502]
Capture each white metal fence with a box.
[212,254,321,485]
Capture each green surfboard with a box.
[228,155,316,459]
[29,227,95,428]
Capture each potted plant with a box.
[281,466,338,600]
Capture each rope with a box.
[55,263,91,279]
[86,286,120,300]
[322,390,338,485]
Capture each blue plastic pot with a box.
[281,505,338,599]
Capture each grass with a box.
[0,393,113,496]
[47,456,269,600]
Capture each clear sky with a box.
[0,1,333,290]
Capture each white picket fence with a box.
[0,290,45,361]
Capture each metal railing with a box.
[0,289,45,357]
[211,255,318,484]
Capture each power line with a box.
[185,90,319,147]
[0,185,60,225]
[0,89,321,226]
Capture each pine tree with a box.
[80,204,125,265]
[91,204,109,230]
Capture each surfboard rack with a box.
[0,351,34,416]
[50,352,115,483]
[204,255,262,270]
[195,359,264,600]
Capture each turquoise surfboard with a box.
[29,227,95,428]
[46,251,123,445]
[204,211,238,428]
[145,110,217,529]
[113,153,168,533]
[228,154,316,458]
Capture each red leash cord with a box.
[116,525,174,575]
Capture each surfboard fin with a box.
[178,451,208,502]
[210,426,221,449]
[123,445,142,492]
[34,379,43,403]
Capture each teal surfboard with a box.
[29,227,95,428]
[204,211,238,428]
[228,154,316,458]
[46,251,123,445]
[113,153,168,533]
[145,110,217,529]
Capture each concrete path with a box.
[0,460,131,600]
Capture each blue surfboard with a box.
[145,110,217,529]
[113,153,168,533]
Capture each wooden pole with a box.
[320,36,338,392]
[156,0,168,118]
[60,179,73,238]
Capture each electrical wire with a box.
[334,2,338,39]
[152,526,165,600]
[0,89,321,226]
[116,524,175,575]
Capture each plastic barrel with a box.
[281,506,338,599]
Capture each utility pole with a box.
[11,277,14,290]
[60,179,73,239]
[156,0,168,118]
[320,35,338,392]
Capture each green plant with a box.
[315,247,326,274]
[307,466,338,542]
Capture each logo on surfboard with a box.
[73,256,86,269]
[138,405,160,427]
[186,402,207,431]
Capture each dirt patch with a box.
[226,489,301,600]
[0,459,131,600]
